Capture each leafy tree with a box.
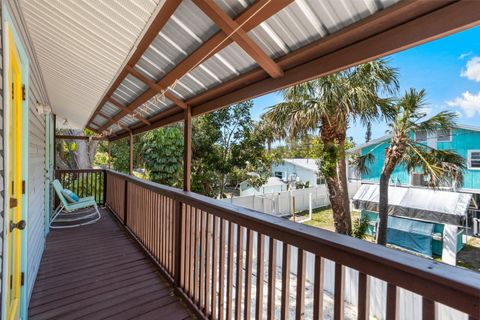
[191,115,223,196]
[354,89,465,244]
[142,127,184,187]
[56,129,99,169]
[265,60,398,235]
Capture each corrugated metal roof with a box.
[20,0,165,128]
[98,0,400,135]
[22,0,404,132]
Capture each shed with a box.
[352,184,473,264]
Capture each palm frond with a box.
[403,140,466,189]
[352,152,375,175]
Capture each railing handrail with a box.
[105,169,480,316]
[55,168,105,173]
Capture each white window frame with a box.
[414,130,427,143]
[468,150,480,170]
[436,128,452,143]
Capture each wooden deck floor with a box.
[29,209,194,320]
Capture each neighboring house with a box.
[272,158,324,187]
[239,176,287,196]
[348,124,480,198]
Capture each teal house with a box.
[349,125,480,264]
[349,124,480,199]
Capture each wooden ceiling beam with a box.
[86,0,182,129]
[93,0,293,133]
[125,65,187,109]
[192,0,284,79]
[107,97,151,126]
[56,134,107,141]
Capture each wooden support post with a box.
[53,114,57,169]
[183,105,192,191]
[108,141,112,169]
[129,132,133,176]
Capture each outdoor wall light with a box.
[35,102,52,115]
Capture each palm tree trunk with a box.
[377,170,391,245]
[336,132,352,235]
[320,119,351,235]
[219,173,225,198]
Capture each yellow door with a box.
[6,25,25,320]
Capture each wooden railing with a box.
[104,170,480,320]
[55,169,106,205]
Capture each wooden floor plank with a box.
[29,210,194,320]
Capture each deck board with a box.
[29,209,194,320]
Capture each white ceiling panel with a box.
[20,0,165,128]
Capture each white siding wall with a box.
[0,7,4,314]
[5,0,50,302]
[272,162,318,187]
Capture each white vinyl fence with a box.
[224,182,361,217]
[224,228,466,320]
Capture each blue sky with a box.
[250,26,480,146]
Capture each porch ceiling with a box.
[20,1,480,137]
[19,0,166,128]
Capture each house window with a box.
[274,171,283,179]
[468,150,480,169]
[414,130,427,143]
[316,174,325,185]
[436,129,451,142]
[411,173,427,186]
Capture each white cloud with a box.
[459,51,473,60]
[461,56,480,82]
[447,91,480,118]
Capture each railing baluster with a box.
[334,263,344,320]
[267,238,277,320]
[211,215,219,319]
[235,226,244,320]
[387,283,398,320]
[194,208,200,303]
[244,229,253,320]
[184,204,191,294]
[226,222,234,320]
[313,255,324,320]
[205,213,212,315]
[422,297,435,320]
[256,233,265,320]
[174,199,183,286]
[358,272,370,320]
[190,205,195,297]
[281,243,291,320]
[296,249,306,320]
[200,210,206,307]
[219,219,226,320]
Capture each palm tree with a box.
[265,60,399,235]
[354,89,466,244]
[255,113,286,152]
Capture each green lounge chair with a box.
[51,179,101,228]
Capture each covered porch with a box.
[30,169,480,319]
[7,0,480,319]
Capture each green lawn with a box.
[292,207,360,232]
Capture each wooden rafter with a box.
[192,0,283,78]
[125,65,187,109]
[92,0,293,133]
[55,135,107,141]
[110,0,480,140]
[107,97,151,126]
